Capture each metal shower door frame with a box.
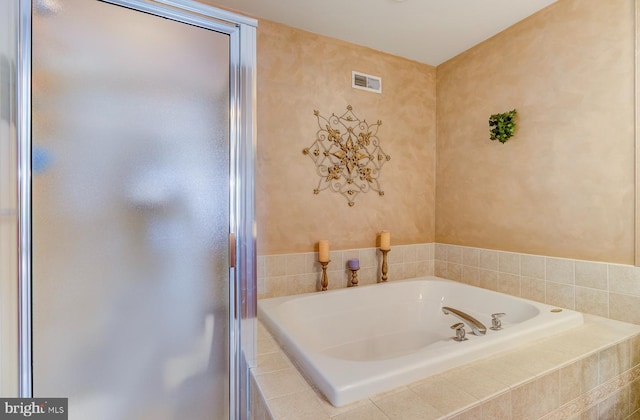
[15,0,257,417]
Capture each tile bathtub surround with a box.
[259,242,640,327]
[257,243,435,299]
[250,316,640,420]
[434,244,640,326]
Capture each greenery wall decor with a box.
[489,109,517,143]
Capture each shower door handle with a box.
[229,233,236,268]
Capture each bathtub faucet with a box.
[442,307,487,336]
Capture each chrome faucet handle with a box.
[450,323,468,342]
[490,313,506,330]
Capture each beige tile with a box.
[342,250,360,267]
[497,272,520,296]
[546,281,575,310]
[521,276,545,303]
[462,266,479,286]
[521,254,545,280]
[499,346,566,378]
[257,256,266,278]
[473,357,533,388]
[254,368,310,400]
[528,341,580,368]
[435,243,448,261]
[409,375,478,414]
[330,250,345,268]
[598,386,629,420]
[498,252,520,275]
[440,366,507,401]
[609,293,640,325]
[447,245,463,264]
[478,249,498,270]
[607,264,640,296]
[358,267,378,286]
[416,244,431,262]
[629,409,640,420]
[447,262,462,282]
[287,273,319,295]
[518,342,576,373]
[616,386,631,419]
[266,255,287,277]
[541,327,602,361]
[403,245,418,263]
[481,392,511,420]
[331,403,390,420]
[257,277,266,297]
[537,371,561,417]
[416,261,433,277]
[387,248,403,265]
[574,317,640,346]
[252,399,269,420]
[632,334,640,368]
[448,404,482,420]
[462,247,479,267]
[435,260,447,278]
[306,253,322,274]
[575,261,607,290]
[510,379,540,420]
[311,387,371,418]
[388,263,405,281]
[372,389,444,420]
[404,262,418,279]
[370,385,410,401]
[328,268,349,289]
[546,257,574,285]
[254,351,293,375]
[478,269,498,291]
[598,341,630,385]
[257,321,270,340]
[575,286,608,318]
[286,253,307,275]
[581,353,600,393]
[267,389,329,419]
[560,361,582,404]
[576,405,598,420]
[263,276,289,298]
[630,378,640,414]
[426,243,435,260]
[360,248,378,269]
[250,374,270,420]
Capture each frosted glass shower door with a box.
[31,1,232,418]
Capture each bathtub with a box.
[258,276,584,406]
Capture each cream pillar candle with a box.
[318,240,330,262]
[380,231,391,251]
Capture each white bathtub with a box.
[258,276,584,406]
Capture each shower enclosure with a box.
[1,0,257,418]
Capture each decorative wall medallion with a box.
[303,105,391,206]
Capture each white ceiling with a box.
[208,0,557,66]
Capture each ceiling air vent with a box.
[352,71,382,94]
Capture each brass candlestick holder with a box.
[349,267,359,287]
[320,261,330,291]
[380,249,390,282]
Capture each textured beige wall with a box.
[256,20,437,255]
[436,0,635,264]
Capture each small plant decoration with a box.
[489,109,517,144]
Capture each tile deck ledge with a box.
[251,314,640,419]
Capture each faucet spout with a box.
[442,306,487,336]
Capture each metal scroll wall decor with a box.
[303,105,391,206]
